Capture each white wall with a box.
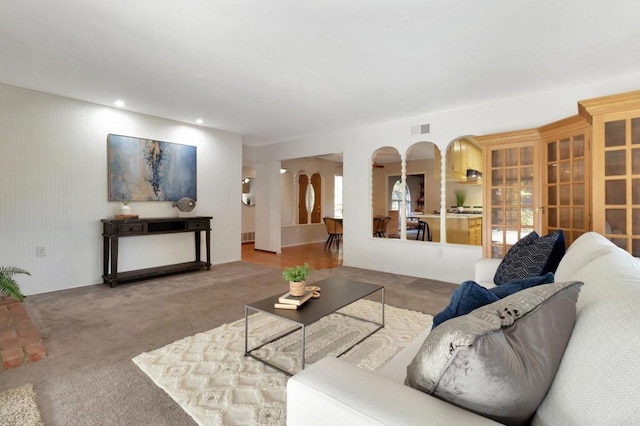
[281,171,294,225]
[254,159,282,253]
[253,72,640,283]
[0,84,242,295]
[447,182,483,208]
[281,224,327,247]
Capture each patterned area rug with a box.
[133,299,432,425]
[0,383,44,426]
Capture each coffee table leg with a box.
[244,310,305,376]
[301,325,306,370]
[244,305,249,355]
[381,287,385,326]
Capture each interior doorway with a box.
[240,153,343,266]
[281,153,344,261]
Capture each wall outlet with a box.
[36,246,46,257]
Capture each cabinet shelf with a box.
[102,261,208,286]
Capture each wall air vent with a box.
[411,124,430,135]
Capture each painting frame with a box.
[107,134,197,202]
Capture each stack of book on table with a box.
[274,290,313,309]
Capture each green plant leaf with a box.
[0,266,29,302]
[282,262,311,282]
[454,189,466,207]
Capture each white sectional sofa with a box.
[287,232,640,425]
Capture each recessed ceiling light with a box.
[196,118,203,124]
[114,100,125,107]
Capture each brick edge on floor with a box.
[0,296,47,370]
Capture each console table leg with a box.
[110,238,119,287]
[206,229,211,270]
[195,231,201,263]
[102,236,109,283]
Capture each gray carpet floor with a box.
[0,262,456,425]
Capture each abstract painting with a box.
[107,134,197,201]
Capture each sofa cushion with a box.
[553,231,616,281]
[532,247,640,425]
[406,281,582,426]
[493,230,565,285]
[432,273,555,330]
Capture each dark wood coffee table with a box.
[244,277,385,376]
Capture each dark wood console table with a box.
[101,216,212,287]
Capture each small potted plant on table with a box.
[283,263,311,297]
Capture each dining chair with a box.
[372,216,381,237]
[416,220,432,241]
[323,217,343,250]
[374,216,391,238]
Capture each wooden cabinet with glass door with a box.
[476,129,541,258]
[579,91,640,257]
[473,90,640,259]
[539,115,591,247]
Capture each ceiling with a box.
[2,1,639,146]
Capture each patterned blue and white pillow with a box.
[493,230,565,285]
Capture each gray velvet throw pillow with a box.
[405,281,582,426]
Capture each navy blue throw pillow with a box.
[493,230,565,285]
[432,281,499,329]
[542,231,566,275]
[489,272,555,298]
[432,273,557,330]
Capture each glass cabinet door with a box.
[579,92,640,257]
[483,138,541,258]
[541,117,591,247]
[595,114,640,256]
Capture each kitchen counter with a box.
[409,214,482,245]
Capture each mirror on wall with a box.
[371,147,401,238]
[297,172,322,224]
[443,137,484,245]
[241,177,255,206]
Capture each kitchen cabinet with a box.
[468,217,482,245]
[446,216,482,245]
[415,215,481,245]
[445,139,483,182]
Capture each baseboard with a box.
[281,239,327,248]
